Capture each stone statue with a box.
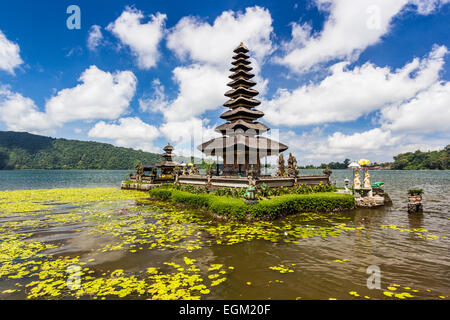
[189,166,199,175]
[354,170,361,189]
[247,164,257,178]
[149,167,157,184]
[276,153,285,177]
[363,168,371,188]
[287,153,299,178]
[174,165,180,183]
[323,166,332,177]
[344,178,350,193]
[248,175,256,186]
[135,163,144,182]
[293,156,298,176]
[182,166,188,176]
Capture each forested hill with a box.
[0,131,163,170]
[392,146,449,170]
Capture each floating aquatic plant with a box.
[0,187,447,300]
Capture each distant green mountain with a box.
[0,131,164,170]
[392,145,449,170]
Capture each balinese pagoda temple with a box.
[198,43,288,176]
[155,143,179,178]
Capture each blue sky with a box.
[0,0,449,164]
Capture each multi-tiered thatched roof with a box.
[198,43,288,176]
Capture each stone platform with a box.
[354,187,390,208]
[177,174,329,188]
[121,174,329,191]
[121,182,161,191]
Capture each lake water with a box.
[0,169,448,300]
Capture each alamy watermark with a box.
[366,5,381,30]
[366,265,381,290]
[66,264,81,290]
[66,5,81,30]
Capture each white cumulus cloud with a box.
[275,0,411,73]
[278,127,446,165]
[0,86,53,133]
[409,0,450,14]
[159,116,220,159]
[149,6,275,140]
[0,30,23,74]
[381,81,450,133]
[159,64,228,122]
[138,79,169,113]
[167,6,274,67]
[262,45,448,126]
[0,66,137,133]
[46,65,137,124]
[107,7,166,69]
[87,25,103,51]
[327,128,400,153]
[88,117,160,152]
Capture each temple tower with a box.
[156,143,178,177]
[198,43,288,176]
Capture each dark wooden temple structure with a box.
[155,143,178,179]
[123,44,330,190]
[198,43,288,176]
[122,143,180,190]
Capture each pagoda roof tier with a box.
[162,152,173,158]
[227,77,256,88]
[232,52,250,60]
[220,107,264,120]
[198,135,288,156]
[225,87,259,98]
[230,64,252,72]
[228,70,255,80]
[231,58,251,66]
[155,161,179,168]
[215,120,269,134]
[197,43,289,167]
[163,143,174,152]
[224,96,261,108]
[233,43,249,54]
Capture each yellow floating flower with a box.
[387,286,397,291]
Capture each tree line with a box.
[296,145,449,170]
[0,131,448,170]
[0,131,163,170]
[391,145,449,170]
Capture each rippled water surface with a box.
[0,170,448,300]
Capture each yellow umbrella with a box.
[187,163,194,166]
[358,159,370,166]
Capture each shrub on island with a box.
[149,188,355,220]
[171,182,337,199]
[251,193,355,220]
[148,188,172,200]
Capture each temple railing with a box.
[177,175,330,188]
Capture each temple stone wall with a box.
[177,175,329,188]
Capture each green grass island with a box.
[147,185,356,221]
